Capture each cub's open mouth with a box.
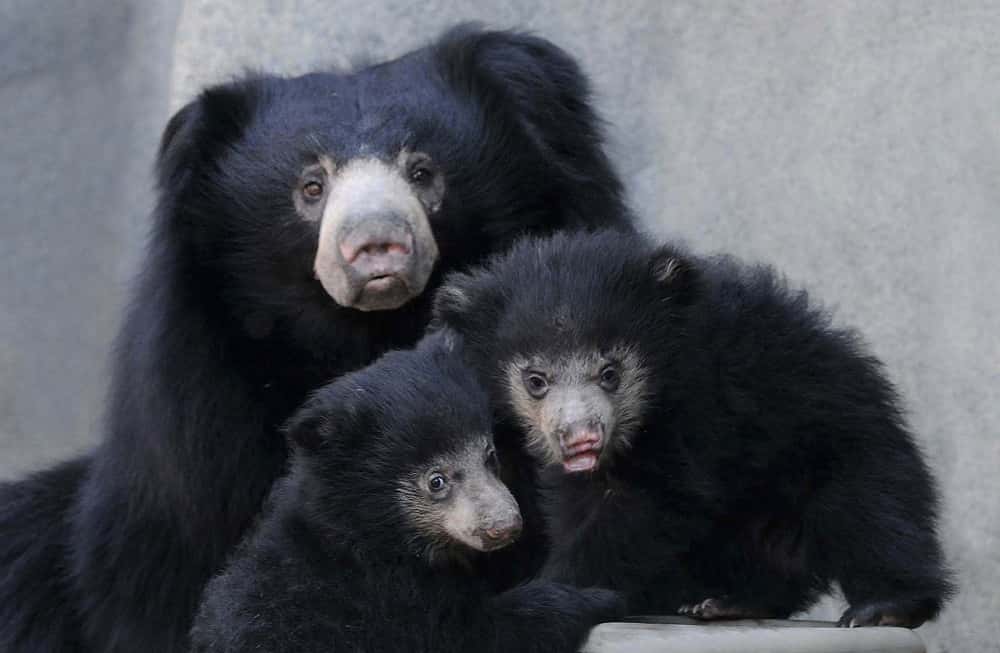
[562,441,603,473]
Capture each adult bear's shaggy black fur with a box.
[0,27,629,653]
[435,229,953,628]
[190,332,624,653]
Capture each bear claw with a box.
[837,601,922,628]
[677,598,781,621]
[678,597,761,621]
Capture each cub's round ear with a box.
[431,271,482,333]
[649,245,699,306]
[281,398,329,452]
[283,383,371,453]
[422,326,463,354]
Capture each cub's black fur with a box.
[435,229,953,628]
[0,26,629,653]
[191,332,624,653]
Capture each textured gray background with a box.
[0,0,181,475]
[1,2,997,651]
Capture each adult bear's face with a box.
[155,27,625,320]
[296,150,443,312]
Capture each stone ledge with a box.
[582,617,926,653]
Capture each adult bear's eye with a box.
[522,371,549,399]
[599,365,620,392]
[428,473,448,493]
[485,447,499,473]
[302,180,324,201]
[409,166,433,186]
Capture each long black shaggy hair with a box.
[0,26,630,653]
[190,332,624,653]
[435,229,953,628]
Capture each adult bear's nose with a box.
[312,157,439,311]
[338,213,415,278]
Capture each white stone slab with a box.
[582,617,926,653]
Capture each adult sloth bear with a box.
[0,27,629,653]
[435,229,953,629]
[191,331,624,653]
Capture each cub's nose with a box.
[477,513,523,550]
[559,420,605,455]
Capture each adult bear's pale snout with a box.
[313,157,439,311]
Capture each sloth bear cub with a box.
[191,331,623,653]
[434,230,953,628]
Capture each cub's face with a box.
[397,434,522,553]
[504,347,649,473]
[433,231,699,476]
[284,332,521,559]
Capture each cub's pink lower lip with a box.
[563,452,599,473]
[565,441,601,456]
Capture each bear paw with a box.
[678,597,772,621]
[838,599,935,628]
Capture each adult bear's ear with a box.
[156,82,258,192]
[156,99,202,191]
[435,26,627,228]
[649,245,699,306]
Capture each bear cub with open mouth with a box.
[191,331,623,652]
[434,229,952,628]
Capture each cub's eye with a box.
[427,473,448,493]
[485,447,499,473]
[522,371,549,399]
[302,180,324,200]
[409,166,433,186]
[599,365,621,392]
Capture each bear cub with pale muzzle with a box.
[191,331,623,653]
[434,229,953,630]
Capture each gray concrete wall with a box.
[1,2,997,652]
[0,0,181,473]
